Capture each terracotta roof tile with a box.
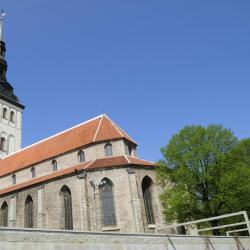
[127,156,156,166]
[86,156,129,170]
[0,115,136,177]
[94,115,137,144]
[0,156,155,196]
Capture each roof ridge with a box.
[124,155,131,164]
[2,114,104,160]
[83,160,95,170]
[92,115,104,142]
[103,115,124,137]
[104,115,137,145]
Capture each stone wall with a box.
[0,166,165,233]
[0,228,249,250]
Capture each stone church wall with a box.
[0,166,164,233]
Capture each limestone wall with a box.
[0,166,164,233]
[0,228,249,250]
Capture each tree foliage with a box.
[157,125,250,227]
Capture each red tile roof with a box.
[0,156,155,196]
[0,115,137,177]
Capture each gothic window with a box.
[31,167,36,178]
[78,150,85,163]
[99,178,116,227]
[104,143,113,157]
[0,202,8,227]
[60,186,73,230]
[2,107,7,119]
[12,174,16,185]
[0,137,5,151]
[10,111,15,122]
[52,160,57,171]
[24,195,34,228]
[142,176,155,225]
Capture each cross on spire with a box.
[0,10,6,41]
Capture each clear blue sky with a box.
[1,1,250,161]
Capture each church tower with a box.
[0,11,24,158]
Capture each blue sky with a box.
[1,1,250,161]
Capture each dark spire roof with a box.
[0,11,24,109]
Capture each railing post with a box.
[243,211,250,236]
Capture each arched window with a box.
[142,176,155,225]
[78,150,85,163]
[2,107,7,119]
[31,167,36,178]
[60,186,73,230]
[10,111,15,122]
[0,202,8,227]
[24,195,34,228]
[104,143,113,157]
[0,137,5,151]
[52,160,57,171]
[12,174,16,185]
[99,178,116,226]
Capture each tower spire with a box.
[0,10,24,108]
[0,10,6,41]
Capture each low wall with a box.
[0,227,250,250]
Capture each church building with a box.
[0,14,165,233]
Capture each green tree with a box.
[157,125,250,234]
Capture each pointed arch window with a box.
[60,186,73,230]
[0,202,8,227]
[12,174,16,185]
[142,176,155,225]
[104,143,113,157]
[2,107,7,119]
[24,195,34,228]
[52,160,58,171]
[99,178,116,226]
[0,137,5,151]
[10,111,15,122]
[31,167,36,178]
[78,150,85,163]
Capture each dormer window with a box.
[10,111,15,122]
[2,108,7,119]
[78,150,85,163]
[52,160,57,171]
[104,143,113,157]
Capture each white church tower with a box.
[0,11,24,158]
